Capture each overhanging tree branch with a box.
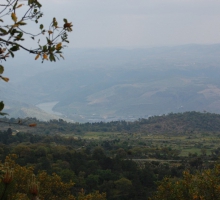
[0,38,38,54]
[0,0,72,116]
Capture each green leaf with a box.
[13,1,17,10]
[42,45,47,52]
[14,32,23,41]
[40,24,44,30]
[28,0,34,5]
[49,54,56,62]
[10,29,17,36]
[0,28,7,35]
[51,46,56,52]
[10,46,19,51]
[63,18,67,23]
[0,101,4,112]
[8,50,14,58]
[35,1,42,8]
[0,101,8,115]
[0,65,4,74]
[18,21,27,26]
[46,37,52,45]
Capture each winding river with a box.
[36,101,63,116]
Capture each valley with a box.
[2,44,220,122]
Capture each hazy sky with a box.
[42,0,220,48]
[17,0,220,48]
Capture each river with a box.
[36,101,63,116]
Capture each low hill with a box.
[2,112,220,136]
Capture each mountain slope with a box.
[2,44,220,122]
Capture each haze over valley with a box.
[2,44,220,122]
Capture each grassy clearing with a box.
[66,131,220,159]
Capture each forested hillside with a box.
[1,111,219,135]
[1,112,220,199]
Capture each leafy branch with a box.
[0,0,72,116]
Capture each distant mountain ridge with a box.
[2,44,220,122]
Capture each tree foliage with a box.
[0,154,106,200]
[150,165,220,200]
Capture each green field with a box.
[69,131,220,159]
